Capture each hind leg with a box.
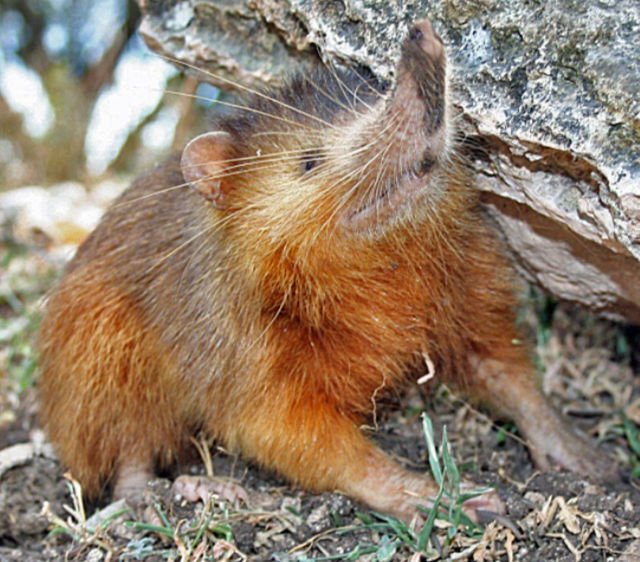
[457,230,617,481]
[39,279,184,500]
[469,356,617,481]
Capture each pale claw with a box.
[458,482,505,521]
[171,475,249,506]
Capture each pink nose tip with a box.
[409,19,443,59]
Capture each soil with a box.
[1,214,639,561]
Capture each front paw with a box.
[391,478,505,525]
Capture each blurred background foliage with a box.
[0,0,214,191]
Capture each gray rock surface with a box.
[138,0,640,323]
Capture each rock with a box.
[138,0,640,323]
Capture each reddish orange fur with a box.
[39,275,187,496]
[39,19,614,521]
[38,158,524,515]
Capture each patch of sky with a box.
[77,0,128,66]
[43,23,69,56]
[141,105,180,150]
[0,57,55,137]
[84,34,178,175]
[195,82,219,107]
[0,9,27,54]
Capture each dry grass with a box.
[0,211,638,561]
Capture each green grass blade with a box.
[422,413,443,486]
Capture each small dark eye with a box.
[301,149,321,174]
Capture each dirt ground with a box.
[1,213,639,560]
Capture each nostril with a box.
[407,19,443,60]
[419,157,436,175]
[409,26,424,42]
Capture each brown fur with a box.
[39,19,614,522]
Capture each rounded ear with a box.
[181,131,234,209]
